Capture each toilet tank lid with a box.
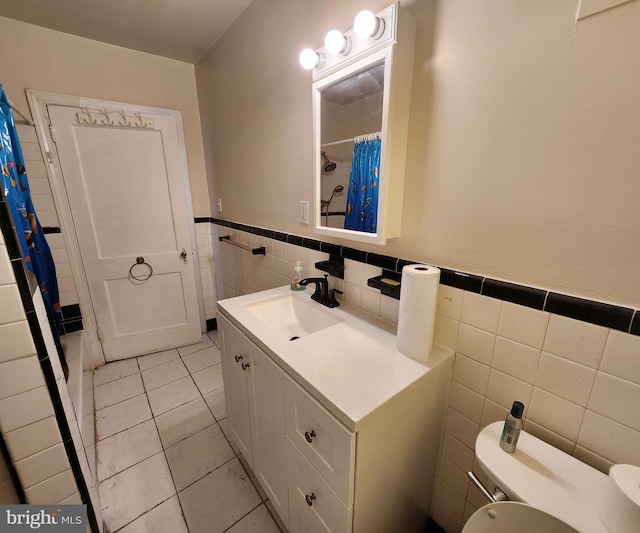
[475,422,609,533]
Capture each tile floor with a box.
[93,331,282,533]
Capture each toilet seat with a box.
[462,501,578,533]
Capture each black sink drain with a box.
[290,336,300,341]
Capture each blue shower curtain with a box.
[0,85,62,348]
[344,137,381,233]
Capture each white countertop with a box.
[217,286,453,431]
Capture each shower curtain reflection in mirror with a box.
[344,137,381,233]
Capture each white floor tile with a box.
[226,504,282,533]
[154,397,216,449]
[141,358,188,391]
[94,359,139,387]
[191,363,224,395]
[94,336,278,533]
[96,394,152,441]
[207,330,220,346]
[182,345,221,373]
[177,335,214,357]
[94,373,144,411]
[218,418,240,455]
[117,495,188,533]
[178,457,261,533]
[99,453,175,532]
[97,419,162,481]
[147,376,201,417]
[166,424,235,491]
[137,349,180,372]
[203,387,227,421]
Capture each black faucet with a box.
[299,275,342,308]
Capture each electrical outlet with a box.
[299,201,309,224]
[216,198,223,213]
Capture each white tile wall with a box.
[433,296,640,533]
[47,232,78,307]
[0,244,14,285]
[14,443,70,489]
[212,225,640,533]
[0,460,20,503]
[0,238,80,505]
[195,223,217,321]
[5,416,64,462]
[17,125,60,230]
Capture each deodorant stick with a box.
[500,401,524,453]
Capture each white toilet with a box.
[462,421,640,533]
[463,501,578,532]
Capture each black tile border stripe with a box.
[439,268,484,293]
[545,293,633,331]
[206,217,639,335]
[41,226,61,234]
[482,279,547,310]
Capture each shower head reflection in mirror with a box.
[321,185,345,226]
[321,151,337,173]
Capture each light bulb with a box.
[324,29,350,55]
[354,10,384,39]
[299,48,320,70]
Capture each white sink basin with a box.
[242,291,343,340]
[463,502,578,533]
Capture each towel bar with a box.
[219,235,266,255]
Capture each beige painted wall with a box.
[196,0,640,308]
[0,16,210,216]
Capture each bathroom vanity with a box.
[217,286,453,532]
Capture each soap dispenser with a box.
[500,401,524,453]
[290,261,305,291]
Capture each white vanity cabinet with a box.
[285,377,355,532]
[219,315,254,461]
[219,315,289,528]
[218,290,454,533]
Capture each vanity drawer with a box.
[287,438,352,533]
[284,376,355,505]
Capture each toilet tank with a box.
[474,422,609,533]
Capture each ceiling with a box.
[0,0,254,63]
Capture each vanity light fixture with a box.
[353,10,385,39]
[297,5,393,74]
[299,48,323,70]
[324,29,351,55]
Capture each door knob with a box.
[304,430,316,443]
[180,248,188,263]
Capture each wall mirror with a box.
[308,3,416,245]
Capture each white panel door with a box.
[48,104,201,361]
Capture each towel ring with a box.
[129,256,153,282]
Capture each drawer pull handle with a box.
[304,430,316,443]
[234,355,243,363]
[241,362,251,371]
[305,493,316,507]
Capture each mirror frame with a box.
[313,48,391,244]
[310,3,416,245]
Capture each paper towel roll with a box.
[396,264,440,362]
[599,464,640,533]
